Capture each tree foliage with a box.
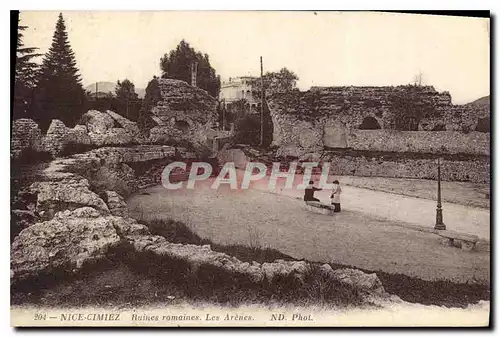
[160,40,221,97]
[13,19,41,119]
[32,13,87,130]
[251,67,299,96]
[115,79,139,101]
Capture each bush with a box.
[234,114,261,146]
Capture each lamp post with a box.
[434,157,446,230]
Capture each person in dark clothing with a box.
[330,179,342,212]
[304,180,322,202]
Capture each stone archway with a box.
[359,116,381,130]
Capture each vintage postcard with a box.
[10,10,490,327]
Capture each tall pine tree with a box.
[33,13,87,130]
[14,18,41,119]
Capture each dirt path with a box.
[234,170,490,240]
[127,182,489,284]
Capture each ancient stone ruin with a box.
[11,119,44,158]
[266,86,490,183]
[148,79,220,146]
[11,79,225,160]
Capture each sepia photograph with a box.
[9,10,490,327]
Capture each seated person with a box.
[304,180,322,202]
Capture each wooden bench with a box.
[304,201,335,215]
[436,230,479,251]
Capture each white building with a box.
[219,76,258,107]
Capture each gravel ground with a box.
[127,180,490,285]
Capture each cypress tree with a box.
[33,13,87,130]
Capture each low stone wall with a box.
[270,116,490,156]
[240,145,489,184]
[347,130,490,156]
[323,153,489,184]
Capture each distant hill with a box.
[85,81,145,99]
[85,82,116,97]
[467,95,490,107]
[90,91,114,99]
[136,88,146,98]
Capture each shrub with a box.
[234,114,261,146]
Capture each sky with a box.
[19,11,490,104]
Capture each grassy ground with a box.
[11,218,489,309]
[11,242,363,310]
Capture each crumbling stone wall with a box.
[268,86,490,156]
[11,119,43,158]
[268,86,452,132]
[41,119,92,156]
[149,79,218,146]
[13,111,146,158]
